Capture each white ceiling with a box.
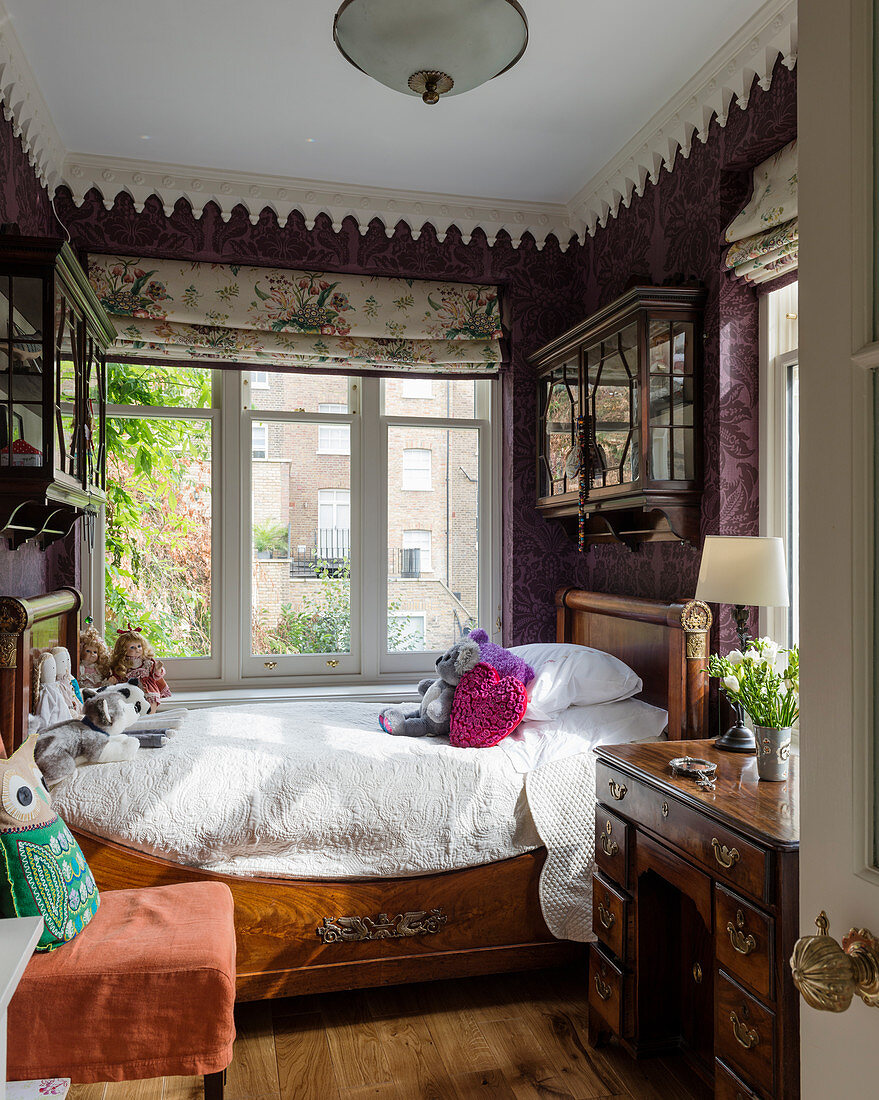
[7,0,769,205]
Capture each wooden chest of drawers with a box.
[590,741,799,1099]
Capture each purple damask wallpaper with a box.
[1,59,796,644]
[0,108,71,598]
[572,59,797,650]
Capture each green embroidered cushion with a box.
[0,735,99,952]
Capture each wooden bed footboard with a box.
[1,585,708,1000]
[73,828,580,1001]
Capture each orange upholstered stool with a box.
[8,882,236,1097]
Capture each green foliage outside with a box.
[252,520,289,555]
[104,364,213,657]
[251,559,415,655]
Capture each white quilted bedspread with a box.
[53,700,542,879]
[53,699,658,941]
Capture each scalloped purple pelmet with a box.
[0,62,796,657]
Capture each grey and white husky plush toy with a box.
[379,639,480,738]
[34,682,149,786]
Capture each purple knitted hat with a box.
[468,629,534,686]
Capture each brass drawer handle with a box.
[730,1009,760,1050]
[727,909,758,956]
[600,820,619,857]
[264,660,277,670]
[608,779,627,800]
[597,902,616,930]
[326,659,339,668]
[594,974,612,1001]
[712,837,740,869]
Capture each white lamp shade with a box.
[695,536,790,608]
[334,0,529,99]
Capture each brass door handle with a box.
[594,974,612,1001]
[597,902,615,931]
[727,910,757,955]
[264,661,277,670]
[711,837,740,869]
[730,1010,759,1049]
[790,911,879,1011]
[326,659,339,668]
[599,821,619,857]
[608,779,627,800]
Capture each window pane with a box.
[317,404,350,454]
[105,416,212,657]
[246,371,349,412]
[252,421,351,655]
[402,447,432,490]
[388,426,479,651]
[383,378,476,418]
[107,363,213,408]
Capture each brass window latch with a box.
[791,911,879,1012]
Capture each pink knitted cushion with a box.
[449,662,528,748]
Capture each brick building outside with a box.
[248,371,480,654]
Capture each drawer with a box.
[595,761,770,903]
[715,1059,761,1100]
[588,943,633,1038]
[594,806,630,887]
[715,885,775,1002]
[592,871,632,963]
[716,970,776,1098]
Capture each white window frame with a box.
[402,447,432,491]
[83,377,223,684]
[317,488,351,535]
[87,371,499,690]
[317,404,351,454]
[249,371,269,390]
[400,378,433,400]
[402,529,432,572]
[758,282,799,649]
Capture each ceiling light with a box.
[333,0,528,106]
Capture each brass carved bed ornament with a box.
[790,910,879,1011]
[680,600,712,660]
[316,909,448,944]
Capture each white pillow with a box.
[509,642,642,720]
[498,698,667,773]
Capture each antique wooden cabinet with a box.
[532,285,706,546]
[590,741,800,1098]
[0,236,116,547]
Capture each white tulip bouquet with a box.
[708,636,799,729]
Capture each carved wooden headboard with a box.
[0,587,81,757]
[555,588,711,740]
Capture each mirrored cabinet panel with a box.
[531,286,705,545]
[0,236,116,547]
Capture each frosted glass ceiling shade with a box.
[695,536,790,608]
[333,0,529,104]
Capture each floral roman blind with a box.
[723,140,798,288]
[87,256,505,375]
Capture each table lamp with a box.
[695,535,790,752]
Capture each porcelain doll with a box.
[79,625,111,691]
[34,652,73,727]
[50,646,83,718]
[109,627,171,712]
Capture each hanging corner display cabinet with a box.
[0,235,116,548]
[532,285,706,547]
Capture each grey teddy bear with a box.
[34,682,149,787]
[379,639,480,738]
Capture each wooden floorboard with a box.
[67,968,711,1100]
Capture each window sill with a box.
[170,682,421,711]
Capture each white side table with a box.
[0,919,43,1100]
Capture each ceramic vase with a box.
[754,724,792,781]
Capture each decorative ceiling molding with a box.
[568,0,797,238]
[58,154,575,251]
[0,1,64,189]
[0,0,795,250]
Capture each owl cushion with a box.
[0,735,99,951]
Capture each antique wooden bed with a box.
[0,585,710,1001]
